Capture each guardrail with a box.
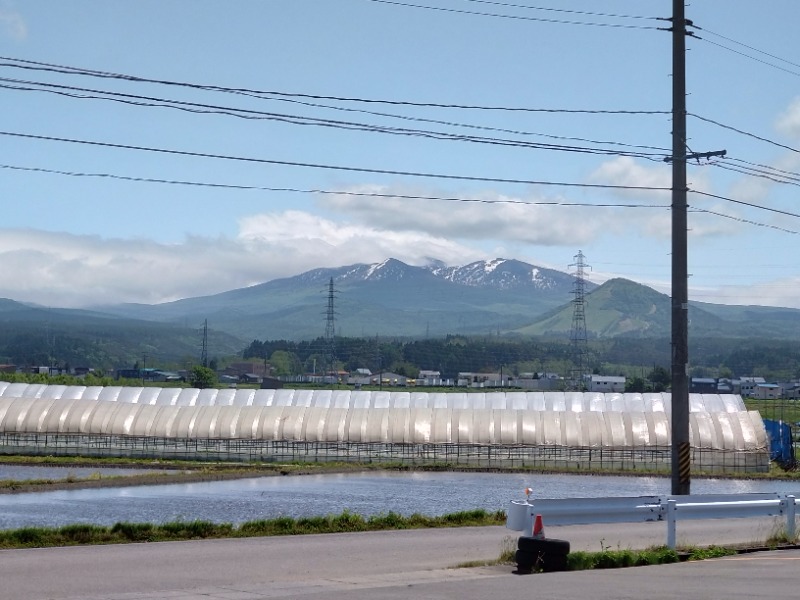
[506,492,798,549]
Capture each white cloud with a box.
[776,97,800,139]
[589,157,736,239]
[0,6,26,40]
[0,215,487,307]
[590,156,672,193]
[314,185,607,245]
[237,209,484,268]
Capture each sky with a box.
[1,0,799,310]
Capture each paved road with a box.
[1,520,796,600]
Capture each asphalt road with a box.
[1,520,796,600]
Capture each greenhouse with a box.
[0,385,769,472]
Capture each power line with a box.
[462,0,663,22]
[0,78,669,159]
[689,189,800,220]
[727,157,800,180]
[688,113,800,154]
[7,160,796,237]
[0,56,669,115]
[689,207,800,235]
[692,36,800,78]
[0,133,674,191]
[689,22,800,71]
[0,162,670,208]
[364,0,662,29]
[705,160,800,188]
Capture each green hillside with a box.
[516,279,727,338]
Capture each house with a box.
[738,377,766,397]
[589,375,626,393]
[348,369,373,386]
[457,372,501,388]
[224,362,272,378]
[369,372,407,386]
[150,370,184,383]
[754,383,782,400]
[690,377,718,394]
[417,370,444,386]
[716,378,735,394]
[780,382,800,400]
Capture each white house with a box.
[589,375,626,393]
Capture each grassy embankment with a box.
[0,509,504,549]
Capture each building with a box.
[739,377,766,397]
[690,378,718,394]
[589,375,626,393]
[754,383,782,400]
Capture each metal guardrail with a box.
[507,492,799,549]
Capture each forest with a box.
[242,335,800,382]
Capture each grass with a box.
[496,544,739,573]
[0,508,506,549]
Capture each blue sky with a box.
[1,1,799,309]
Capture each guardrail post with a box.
[787,495,796,542]
[666,499,677,550]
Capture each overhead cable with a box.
[690,207,800,235]
[706,160,800,188]
[692,37,800,78]
[0,56,669,115]
[0,131,673,191]
[462,0,664,22]
[689,113,800,154]
[0,78,668,158]
[0,163,669,209]
[689,22,800,70]
[689,189,800,220]
[364,0,662,29]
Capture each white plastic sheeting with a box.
[0,385,747,413]
[0,395,767,450]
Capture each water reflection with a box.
[1,470,799,531]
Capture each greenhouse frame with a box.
[0,385,770,472]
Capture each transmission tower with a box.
[568,251,591,391]
[200,319,208,368]
[324,277,338,383]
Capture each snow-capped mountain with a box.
[93,257,586,340]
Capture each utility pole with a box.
[666,4,727,496]
[200,319,208,368]
[670,0,690,496]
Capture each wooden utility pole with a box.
[670,0,690,496]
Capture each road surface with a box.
[1,519,796,599]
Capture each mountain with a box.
[94,258,587,340]
[8,259,800,369]
[0,298,244,368]
[514,278,800,339]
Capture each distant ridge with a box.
[6,258,800,344]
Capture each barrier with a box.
[507,493,798,549]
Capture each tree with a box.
[270,350,301,376]
[625,376,646,393]
[647,366,671,392]
[190,365,217,389]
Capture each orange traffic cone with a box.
[532,514,545,540]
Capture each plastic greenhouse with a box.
[0,385,769,472]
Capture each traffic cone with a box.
[532,514,545,540]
